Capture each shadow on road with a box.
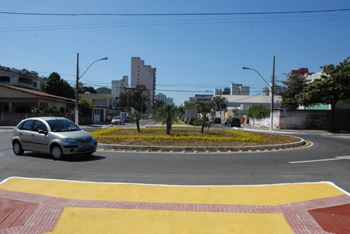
[19,152,106,162]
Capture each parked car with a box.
[231,118,241,127]
[12,117,97,160]
[111,116,126,125]
[223,118,241,127]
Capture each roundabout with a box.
[92,127,306,153]
[0,128,349,233]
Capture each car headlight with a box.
[61,138,78,143]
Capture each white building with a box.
[131,57,156,105]
[219,94,282,112]
[0,65,41,90]
[306,71,323,83]
[112,75,128,98]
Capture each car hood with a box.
[50,130,92,139]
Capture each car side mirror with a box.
[38,129,48,135]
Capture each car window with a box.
[33,120,47,132]
[47,119,80,132]
[21,120,34,131]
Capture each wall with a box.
[250,110,350,131]
[0,113,73,126]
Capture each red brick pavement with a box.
[309,203,350,234]
[0,188,349,234]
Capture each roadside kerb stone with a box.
[97,136,305,153]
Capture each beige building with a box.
[79,93,115,123]
[131,57,156,105]
[112,75,129,99]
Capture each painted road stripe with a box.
[290,155,350,164]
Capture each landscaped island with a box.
[90,128,299,147]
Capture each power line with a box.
[1,8,350,17]
[1,15,349,32]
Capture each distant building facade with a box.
[155,92,174,105]
[155,93,167,103]
[112,75,128,98]
[0,65,41,90]
[189,94,213,103]
[262,85,285,96]
[131,57,156,105]
[230,83,250,95]
[166,97,174,105]
[214,87,231,96]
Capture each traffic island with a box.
[91,128,306,153]
[0,177,349,234]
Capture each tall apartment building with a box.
[230,83,250,95]
[0,65,41,90]
[111,75,128,98]
[131,57,156,105]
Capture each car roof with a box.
[22,117,69,121]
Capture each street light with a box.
[75,53,108,124]
[242,56,276,131]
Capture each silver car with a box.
[12,117,97,160]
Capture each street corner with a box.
[0,177,350,234]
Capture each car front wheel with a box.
[13,141,24,155]
[51,145,63,160]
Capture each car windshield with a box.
[47,119,81,132]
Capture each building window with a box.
[33,82,38,88]
[0,76,10,83]
[19,77,33,84]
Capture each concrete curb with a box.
[97,136,306,153]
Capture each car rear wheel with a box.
[51,145,63,160]
[13,141,24,156]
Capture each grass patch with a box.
[91,128,299,147]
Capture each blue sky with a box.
[1,0,350,104]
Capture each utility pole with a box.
[270,56,275,131]
[74,53,108,124]
[75,53,80,124]
[219,88,222,121]
[242,55,276,131]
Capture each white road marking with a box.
[289,155,350,164]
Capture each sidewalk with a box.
[1,177,349,234]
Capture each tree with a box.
[41,72,75,99]
[79,98,92,116]
[212,96,227,111]
[119,89,149,132]
[78,82,96,94]
[154,104,178,134]
[281,74,307,109]
[298,58,350,131]
[248,104,270,120]
[195,101,213,134]
[95,87,111,94]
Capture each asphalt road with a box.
[1,129,350,191]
